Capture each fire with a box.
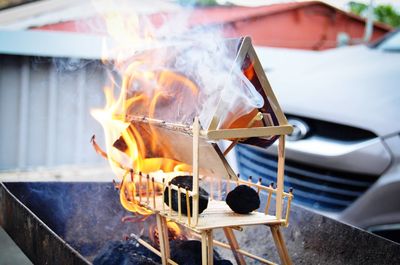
[91,11,195,216]
[149,219,186,247]
[91,3,262,221]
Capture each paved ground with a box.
[0,226,32,265]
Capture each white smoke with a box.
[92,0,264,130]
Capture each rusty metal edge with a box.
[0,182,91,265]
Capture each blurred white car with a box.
[236,30,400,242]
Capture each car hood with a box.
[257,46,400,137]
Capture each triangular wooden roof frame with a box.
[123,37,293,181]
[204,36,292,140]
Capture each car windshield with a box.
[376,30,400,51]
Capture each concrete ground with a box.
[0,226,32,265]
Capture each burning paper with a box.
[90,2,268,216]
[91,7,264,174]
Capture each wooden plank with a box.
[247,43,289,127]
[276,226,292,265]
[205,125,293,140]
[270,226,287,265]
[160,216,171,259]
[192,117,200,226]
[156,214,168,265]
[223,227,246,265]
[207,230,214,265]
[146,197,283,230]
[276,136,285,220]
[222,112,263,156]
[192,233,277,265]
[201,231,208,265]
[212,143,238,180]
[134,235,178,265]
[270,225,292,265]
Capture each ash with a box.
[93,237,160,265]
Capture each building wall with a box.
[228,5,388,50]
[0,55,108,170]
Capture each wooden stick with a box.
[201,231,211,265]
[284,188,293,227]
[224,178,292,201]
[168,182,172,217]
[192,234,276,265]
[205,125,292,141]
[139,172,142,202]
[152,177,156,209]
[223,112,263,156]
[233,178,289,195]
[248,176,252,187]
[177,185,182,221]
[257,177,262,195]
[185,188,191,226]
[222,139,239,156]
[156,214,168,265]
[265,183,273,215]
[200,235,271,264]
[276,135,285,220]
[226,176,231,193]
[207,230,214,265]
[134,236,178,265]
[236,173,240,187]
[231,226,243,232]
[192,117,200,226]
[146,174,150,205]
[160,216,171,260]
[164,183,195,195]
[270,225,292,265]
[223,227,246,265]
[218,177,222,200]
[210,177,214,201]
[162,178,165,213]
[275,226,292,265]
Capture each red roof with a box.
[35,1,392,50]
[37,1,392,33]
[186,1,391,31]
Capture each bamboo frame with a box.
[156,214,168,265]
[276,135,285,220]
[114,123,292,265]
[125,125,293,264]
[111,36,295,265]
[270,225,292,265]
[192,117,200,226]
[192,232,277,265]
[223,227,246,265]
[134,235,177,265]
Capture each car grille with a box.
[236,144,379,212]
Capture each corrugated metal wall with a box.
[0,55,108,170]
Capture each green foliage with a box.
[348,1,368,16]
[348,1,400,28]
[374,5,400,28]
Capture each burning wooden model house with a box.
[92,36,294,265]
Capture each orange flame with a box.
[91,13,195,216]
